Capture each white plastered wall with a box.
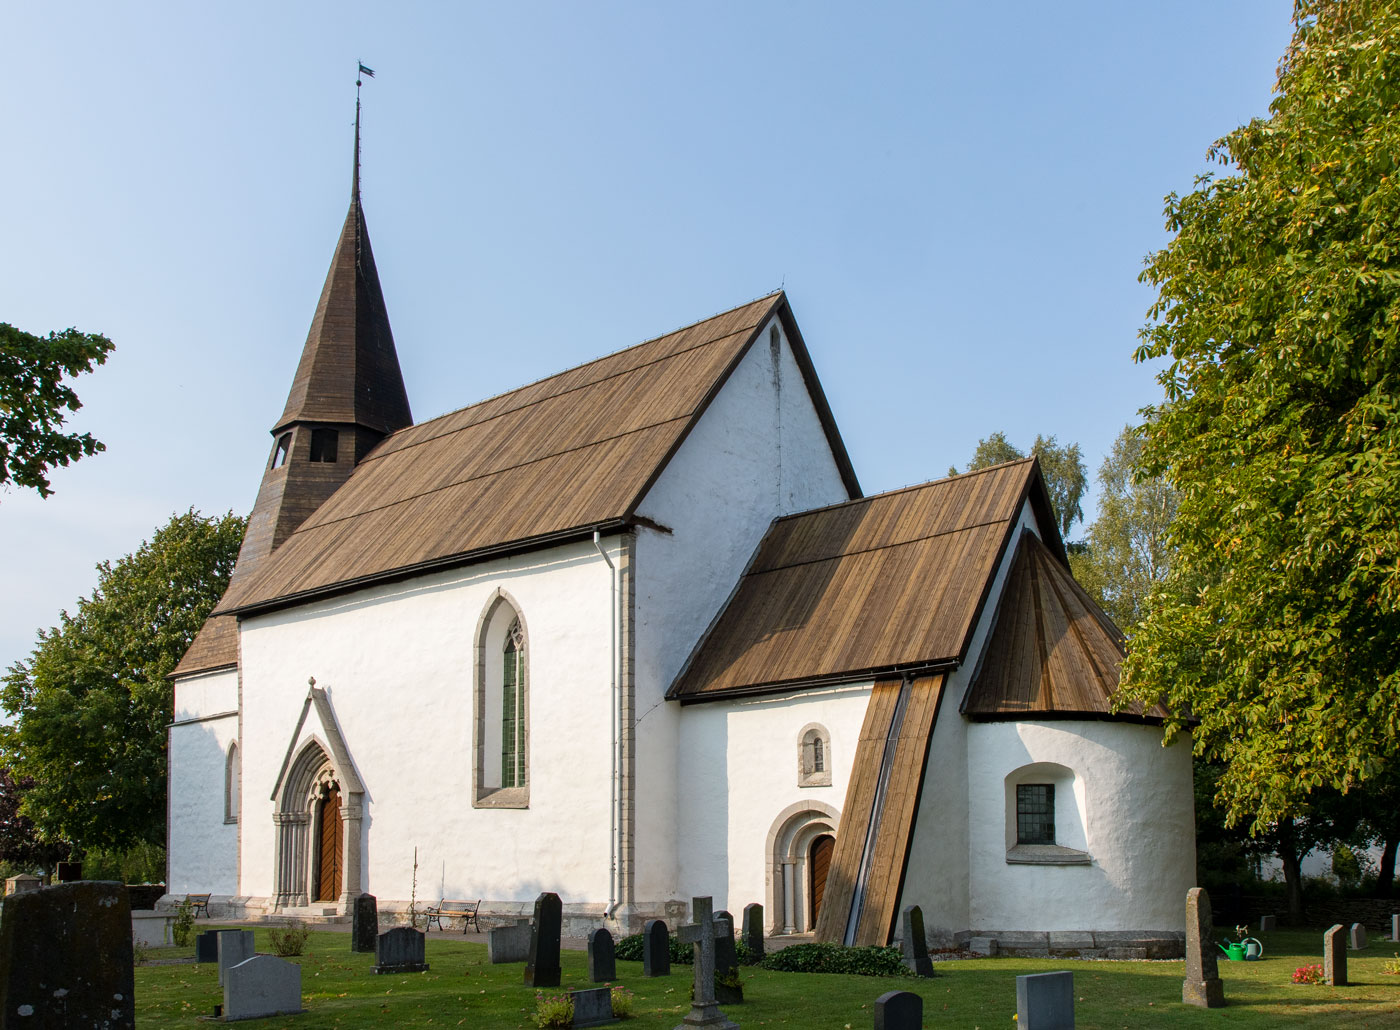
[168,667,240,894]
[631,315,851,904]
[235,537,618,906]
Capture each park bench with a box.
[424,898,480,933]
[184,893,211,919]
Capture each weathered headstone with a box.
[589,928,617,982]
[1258,914,1277,933]
[195,928,221,963]
[1017,971,1074,1030]
[1349,922,1367,950]
[571,986,617,1028]
[900,905,933,977]
[488,919,533,963]
[1181,887,1225,1008]
[873,989,922,1030]
[1324,924,1347,986]
[352,892,378,953]
[741,903,765,961]
[224,954,305,1021]
[217,928,256,987]
[373,926,429,973]
[643,918,671,977]
[713,910,742,1004]
[0,880,135,1029]
[1392,914,1399,942]
[675,896,739,1030]
[525,891,562,988]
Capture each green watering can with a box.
[1218,938,1263,961]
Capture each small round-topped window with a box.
[798,723,832,788]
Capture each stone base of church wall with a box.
[912,927,1184,960]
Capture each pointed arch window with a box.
[474,593,529,808]
[501,618,525,788]
[224,741,240,824]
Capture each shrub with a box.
[534,991,573,1028]
[1292,963,1324,985]
[615,932,697,965]
[760,942,909,976]
[171,899,196,947]
[1384,954,1400,976]
[609,985,636,1019]
[268,919,311,957]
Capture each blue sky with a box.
[0,2,1294,673]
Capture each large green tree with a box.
[950,431,1088,538]
[0,323,113,498]
[0,510,245,853]
[1118,0,1400,833]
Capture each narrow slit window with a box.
[271,433,292,469]
[1016,783,1056,845]
[501,618,526,788]
[309,428,339,463]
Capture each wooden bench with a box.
[184,893,211,919]
[424,899,480,933]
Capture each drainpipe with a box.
[593,531,621,920]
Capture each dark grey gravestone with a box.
[1350,922,1367,950]
[1182,887,1225,1008]
[588,928,616,982]
[713,910,743,1004]
[0,880,135,1029]
[525,891,562,988]
[373,926,429,973]
[570,986,617,1027]
[900,905,934,977]
[224,954,305,1021]
[488,920,533,963]
[352,893,378,953]
[642,918,670,977]
[1258,914,1276,933]
[195,928,221,963]
[217,929,256,987]
[742,903,765,961]
[1392,914,1399,942]
[1324,924,1347,986]
[873,989,922,1030]
[1017,971,1074,1030]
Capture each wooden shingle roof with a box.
[172,613,239,677]
[217,292,858,616]
[669,459,1055,701]
[961,530,1167,722]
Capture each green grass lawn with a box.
[134,927,1400,1029]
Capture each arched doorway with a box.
[809,834,834,926]
[313,782,343,902]
[765,802,841,935]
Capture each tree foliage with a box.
[1067,424,1178,630]
[0,510,245,853]
[0,768,69,874]
[0,322,113,498]
[1118,0,1400,832]
[950,431,1087,538]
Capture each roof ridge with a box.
[768,457,1037,524]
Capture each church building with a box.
[166,143,1195,955]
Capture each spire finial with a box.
[354,62,375,201]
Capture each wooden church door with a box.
[314,785,343,902]
[809,834,834,927]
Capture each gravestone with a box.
[217,929,256,987]
[488,920,533,963]
[1392,914,1399,943]
[741,904,764,961]
[195,928,221,963]
[873,989,922,1030]
[373,926,429,973]
[0,880,135,1029]
[571,986,617,1028]
[643,918,671,977]
[675,896,739,1030]
[713,910,742,1004]
[524,891,562,988]
[589,928,617,982]
[352,893,378,953]
[1017,971,1074,1030]
[1324,924,1347,986]
[1258,914,1276,933]
[900,905,933,977]
[224,954,305,1021]
[1181,887,1225,1008]
[1349,922,1367,950]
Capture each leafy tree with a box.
[0,322,113,498]
[0,510,245,853]
[0,768,69,877]
[1067,425,1179,630]
[950,431,1087,538]
[1118,0,1400,834]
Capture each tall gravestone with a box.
[742,903,765,961]
[217,929,256,987]
[224,954,305,1021]
[524,891,562,988]
[373,926,429,973]
[352,893,378,953]
[713,910,742,1004]
[643,918,670,977]
[0,881,135,1029]
[900,905,933,977]
[1324,924,1347,986]
[676,897,739,1030]
[1017,971,1074,1030]
[1181,887,1225,1008]
[195,928,221,963]
[589,928,617,982]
